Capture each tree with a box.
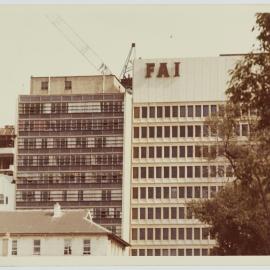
[191,13,270,255]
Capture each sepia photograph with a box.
[0,3,270,267]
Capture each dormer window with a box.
[65,80,72,90]
[41,81,48,90]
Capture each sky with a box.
[0,4,269,126]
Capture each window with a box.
[163,228,169,240]
[179,146,185,158]
[33,240,41,255]
[211,104,217,115]
[11,240,17,256]
[202,228,210,240]
[242,124,248,136]
[156,167,162,178]
[194,228,201,240]
[149,106,155,118]
[187,145,193,157]
[163,187,169,199]
[132,228,138,240]
[186,249,192,256]
[195,166,201,178]
[140,167,146,178]
[155,228,161,240]
[147,228,154,240]
[139,228,145,240]
[179,166,185,178]
[172,146,177,157]
[203,125,209,137]
[202,186,209,198]
[133,147,139,159]
[165,106,170,117]
[148,187,154,199]
[157,106,163,118]
[195,125,201,137]
[140,187,146,199]
[186,228,193,240]
[148,208,154,219]
[140,208,146,219]
[164,146,170,158]
[178,228,184,240]
[65,80,72,90]
[141,147,147,158]
[164,126,170,138]
[172,106,178,117]
[156,187,161,199]
[83,239,91,255]
[178,249,184,256]
[203,105,209,117]
[141,127,147,138]
[194,186,201,198]
[134,127,139,138]
[171,166,177,178]
[157,127,162,138]
[202,166,209,177]
[172,126,178,137]
[194,249,200,256]
[171,207,177,219]
[148,167,154,178]
[187,106,193,117]
[171,187,177,198]
[156,146,162,158]
[141,107,147,118]
[180,126,185,137]
[163,207,169,219]
[187,126,193,137]
[41,81,48,90]
[179,187,185,198]
[202,249,208,256]
[131,249,137,256]
[210,186,217,198]
[187,187,193,198]
[155,207,161,219]
[179,207,185,219]
[133,187,138,199]
[180,106,186,117]
[195,105,201,117]
[171,249,177,256]
[149,127,155,138]
[195,146,201,157]
[132,208,138,219]
[187,166,193,178]
[134,107,140,118]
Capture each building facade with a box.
[0,174,15,211]
[0,204,129,256]
[0,125,15,176]
[15,75,132,239]
[129,56,243,256]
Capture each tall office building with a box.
[129,56,246,256]
[15,75,132,239]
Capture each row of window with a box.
[133,124,249,139]
[133,165,233,179]
[18,154,123,167]
[11,239,91,256]
[17,172,122,185]
[133,104,256,119]
[19,119,123,132]
[133,145,223,159]
[19,136,123,150]
[130,248,211,256]
[17,189,121,202]
[131,227,214,241]
[132,206,195,220]
[134,104,221,119]
[132,185,223,200]
[19,101,123,114]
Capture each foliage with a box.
[191,13,270,255]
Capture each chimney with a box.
[53,203,62,218]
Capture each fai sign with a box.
[145,62,180,78]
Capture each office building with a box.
[15,75,132,239]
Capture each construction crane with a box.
[45,15,112,76]
[119,43,136,90]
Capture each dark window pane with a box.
[163,207,169,219]
[155,208,161,219]
[178,228,184,239]
[155,228,161,240]
[141,107,147,118]
[132,228,137,240]
[140,208,146,219]
[132,208,138,219]
[134,127,139,138]
[194,186,201,198]
[179,166,185,178]
[195,146,201,157]
[156,147,162,158]
[187,146,193,157]
[133,187,138,199]
[172,106,178,117]
[195,105,201,117]
[133,147,139,158]
[140,167,146,178]
[140,187,146,199]
[133,167,138,179]
[172,126,178,137]
[187,106,193,117]
[187,166,193,178]
[157,127,162,138]
[141,147,147,158]
[171,207,177,219]
[187,187,193,198]
[195,166,201,178]
[171,166,177,178]
[164,167,170,178]
[180,126,185,137]
[148,208,154,219]
[172,146,177,158]
[180,106,186,117]
[149,106,155,118]
[179,146,185,158]
[157,106,163,118]
[148,167,154,178]
[195,125,201,137]
[134,107,140,118]
[164,126,170,138]
[179,187,185,198]
[202,186,209,198]
[156,167,162,178]
[149,127,155,138]
[148,187,154,199]
[164,146,170,158]
[211,105,217,116]
[186,228,192,240]
[203,105,209,117]
[149,147,155,158]
[165,106,170,117]
[163,187,169,199]
[141,127,147,138]
[187,126,193,137]
[156,187,161,199]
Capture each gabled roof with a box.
[0,210,129,247]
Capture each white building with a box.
[0,174,15,211]
[129,56,243,256]
[0,204,129,256]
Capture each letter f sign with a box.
[145,63,155,78]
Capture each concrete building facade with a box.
[129,56,242,256]
[15,75,132,240]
